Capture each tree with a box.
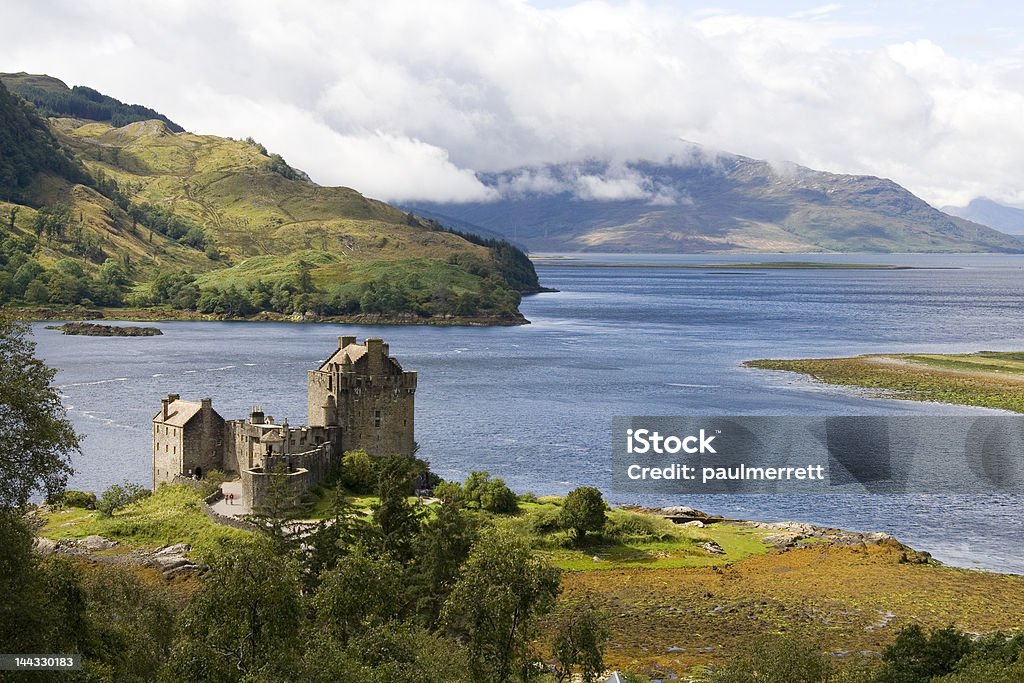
[442,527,561,683]
[463,471,518,514]
[167,539,303,681]
[876,624,974,683]
[411,495,478,626]
[96,480,151,517]
[559,486,606,543]
[708,634,834,683]
[310,546,405,643]
[0,315,78,508]
[372,454,424,561]
[551,597,609,683]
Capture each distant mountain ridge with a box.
[410,152,1022,254]
[941,197,1024,236]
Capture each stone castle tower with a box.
[307,336,417,457]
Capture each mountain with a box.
[408,153,1023,253]
[941,197,1024,236]
[1,72,185,132]
[0,76,539,323]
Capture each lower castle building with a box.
[152,336,417,507]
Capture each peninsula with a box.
[746,351,1024,413]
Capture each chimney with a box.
[161,398,170,421]
[366,338,384,375]
[201,397,212,413]
[339,335,356,349]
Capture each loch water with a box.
[32,253,1024,572]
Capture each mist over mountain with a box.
[409,149,1022,254]
[942,197,1024,236]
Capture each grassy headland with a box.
[746,351,1024,413]
[37,483,1024,675]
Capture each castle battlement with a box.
[152,336,416,508]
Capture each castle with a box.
[152,336,416,507]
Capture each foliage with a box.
[50,489,97,509]
[167,538,303,681]
[876,625,976,683]
[550,596,609,683]
[340,448,377,493]
[0,315,78,508]
[704,634,835,683]
[372,455,424,561]
[462,470,519,514]
[442,526,561,683]
[2,74,184,131]
[96,480,152,517]
[0,80,89,202]
[558,486,607,543]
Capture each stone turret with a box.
[307,335,416,456]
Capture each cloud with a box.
[2,0,1023,207]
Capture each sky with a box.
[2,0,1023,208]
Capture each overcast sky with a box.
[3,0,1023,207]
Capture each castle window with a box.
[374,410,381,428]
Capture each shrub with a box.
[559,486,606,543]
[96,481,151,517]
[340,449,376,493]
[463,471,518,514]
[51,490,97,509]
[604,510,680,542]
[706,634,833,682]
[197,469,226,499]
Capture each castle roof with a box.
[318,342,403,373]
[153,399,203,427]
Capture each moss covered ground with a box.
[746,351,1024,413]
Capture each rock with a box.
[162,563,201,579]
[156,543,191,555]
[661,505,707,517]
[79,535,118,550]
[682,520,705,528]
[33,537,58,555]
[701,541,726,555]
[150,554,191,572]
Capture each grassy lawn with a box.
[39,484,253,559]
[746,351,1024,413]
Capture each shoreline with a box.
[745,350,1024,413]
[9,305,532,327]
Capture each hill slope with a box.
[942,197,1024,236]
[1,72,184,132]
[0,77,539,323]
[409,154,1022,253]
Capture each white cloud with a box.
[1,0,1023,207]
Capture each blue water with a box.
[31,253,1024,572]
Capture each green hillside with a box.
[0,77,540,323]
[1,72,185,132]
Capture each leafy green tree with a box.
[340,448,376,493]
[96,480,151,517]
[411,494,478,626]
[305,622,471,683]
[550,596,609,683]
[559,486,607,543]
[463,471,518,514]
[707,634,834,683]
[372,455,424,560]
[0,512,54,654]
[0,315,78,508]
[310,546,406,643]
[100,257,130,288]
[876,624,974,683]
[167,539,303,681]
[442,527,561,683]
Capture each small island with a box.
[53,321,163,337]
[746,351,1024,413]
